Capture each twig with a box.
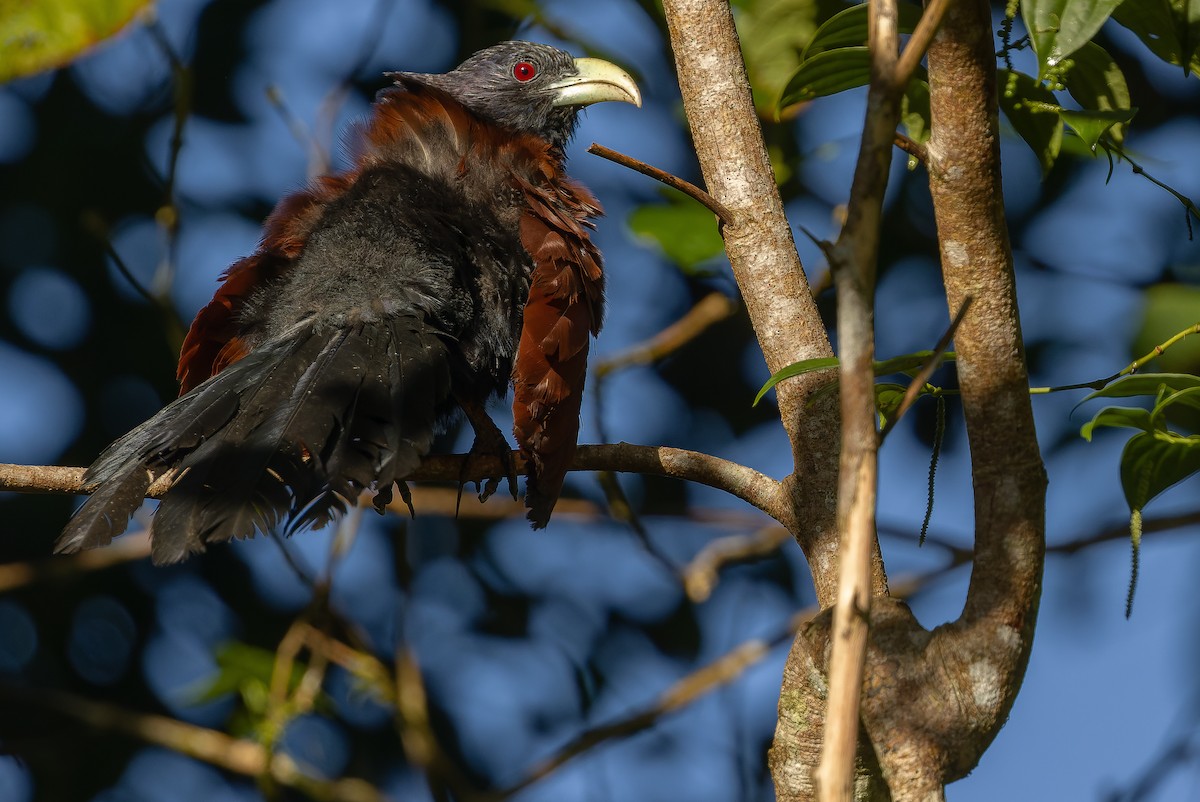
[595,292,739,378]
[877,295,971,442]
[893,132,926,163]
[495,606,820,799]
[892,0,954,90]
[0,684,390,802]
[681,526,791,602]
[587,143,735,225]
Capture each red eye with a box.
[513,61,537,82]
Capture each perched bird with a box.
[56,41,640,564]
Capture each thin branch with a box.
[893,132,927,163]
[495,606,820,800]
[0,684,390,802]
[681,525,792,602]
[818,0,902,797]
[587,143,735,225]
[893,0,955,90]
[595,292,739,378]
[878,295,971,442]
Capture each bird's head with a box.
[392,41,641,150]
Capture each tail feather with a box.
[57,315,451,564]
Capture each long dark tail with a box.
[56,315,450,564]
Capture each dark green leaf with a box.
[628,189,725,274]
[1119,430,1200,513]
[1112,0,1200,76]
[998,69,1064,174]
[1059,41,1134,144]
[1080,406,1155,441]
[800,2,925,61]
[1020,0,1126,79]
[1151,385,1200,418]
[0,0,154,82]
[780,46,871,106]
[1060,108,1138,149]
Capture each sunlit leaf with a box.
[998,69,1063,174]
[1059,108,1138,150]
[901,79,931,144]
[0,0,153,82]
[629,189,725,275]
[1020,0,1126,79]
[876,382,910,426]
[755,356,840,405]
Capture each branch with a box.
[587,143,735,225]
[817,1,902,797]
[0,444,791,529]
[0,684,390,802]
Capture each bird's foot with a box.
[458,426,518,506]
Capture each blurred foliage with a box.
[628,189,725,274]
[0,0,153,82]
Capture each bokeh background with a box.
[2,1,1200,800]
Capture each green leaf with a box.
[875,382,910,426]
[1120,430,1200,514]
[1059,108,1138,149]
[800,2,925,61]
[1080,406,1155,441]
[0,0,154,82]
[628,189,725,274]
[1020,0,1126,79]
[1112,0,1200,76]
[998,69,1064,174]
[735,0,847,116]
[754,357,840,405]
[901,79,932,145]
[1151,385,1200,419]
[754,349,956,405]
[1082,373,1200,403]
[1058,41,1134,145]
[780,46,871,106]
[874,349,955,376]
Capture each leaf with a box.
[1120,430,1200,514]
[780,46,872,106]
[628,189,725,274]
[0,0,154,82]
[1082,373,1200,403]
[998,69,1064,174]
[754,349,956,405]
[1080,406,1155,441]
[901,79,932,145]
[1059,108,1138,150]
[1020,0,1126,79]
[755,357,840,405]
[735,0,847,116]
[800,2,925,61]
[1112,0,1200,76]
[875,382,910,426]
[874,349,955,376]
[1058,41,1134,145]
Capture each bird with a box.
[55,41,640,564]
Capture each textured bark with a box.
[660,0,881,610]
